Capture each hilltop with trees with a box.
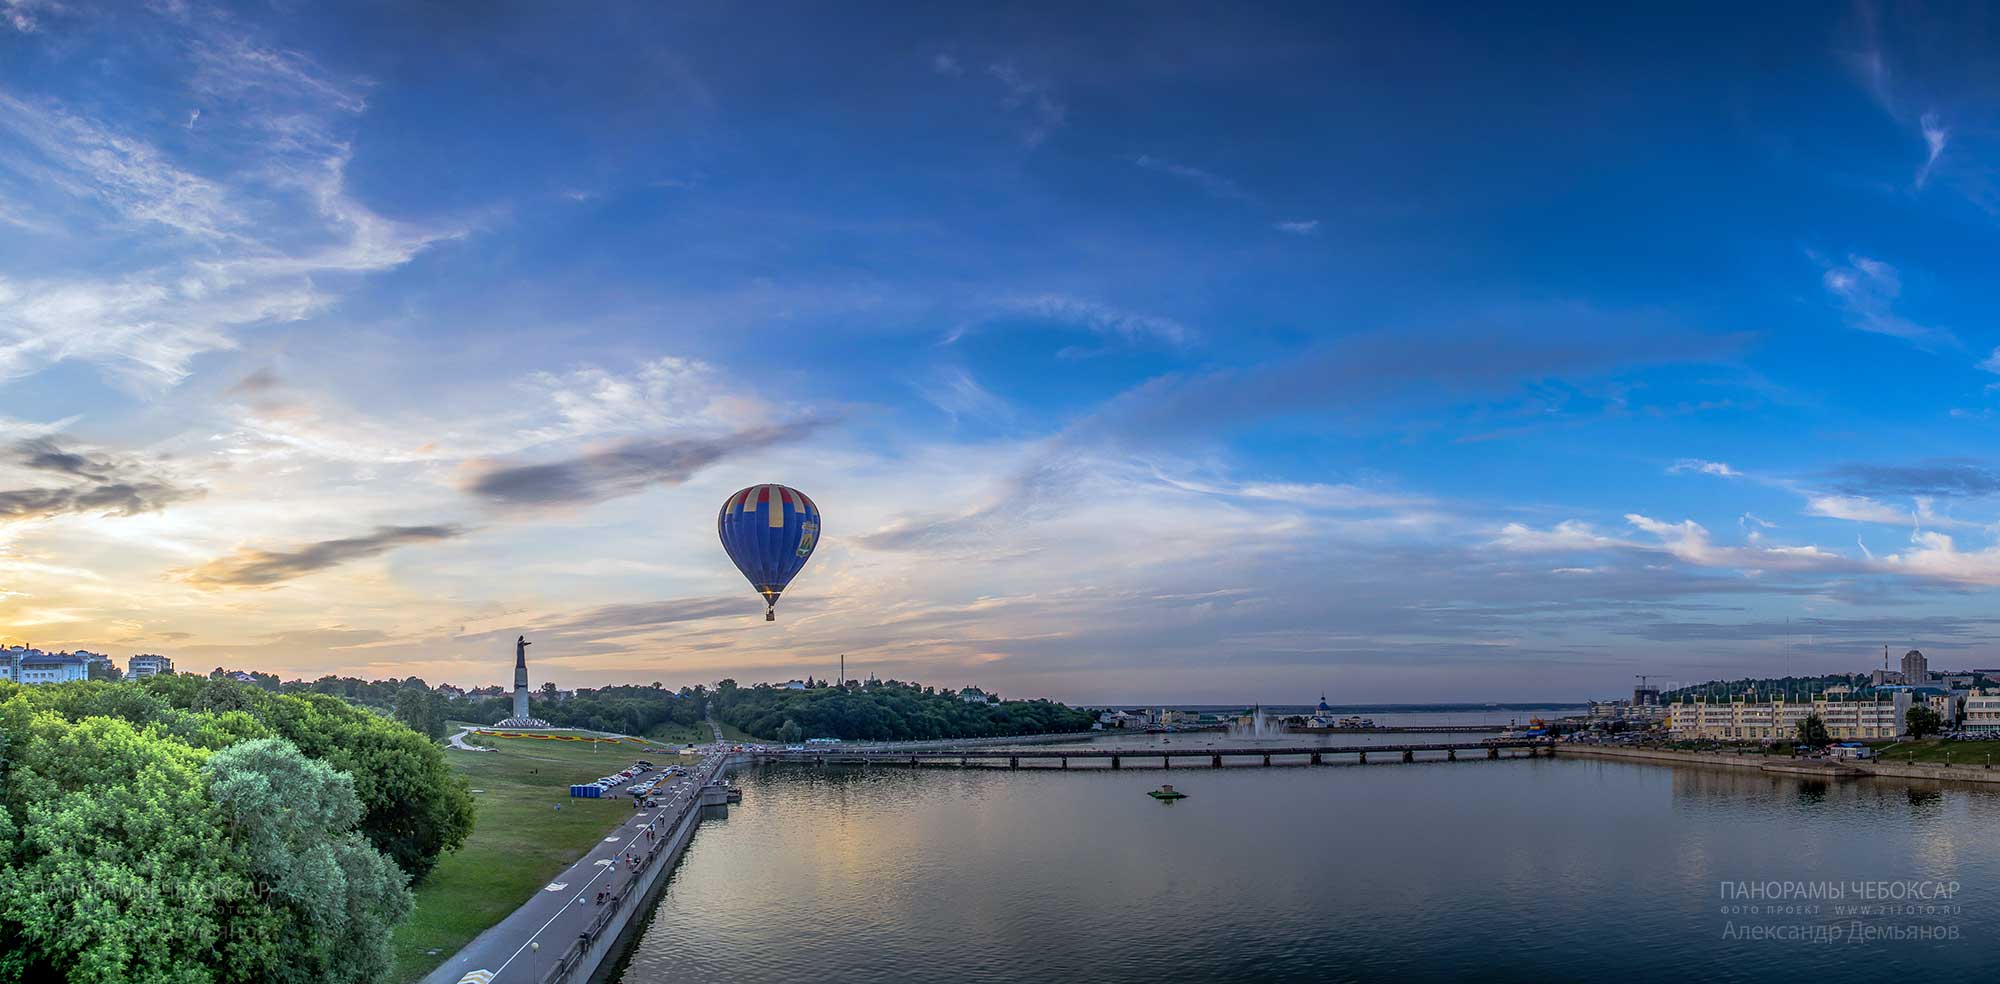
[707,678,1095,741]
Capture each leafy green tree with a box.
[249,692,474,881]
[207,739,413,984]
[1905,705,1942,739]
[1797,713,1831,748]
[779,719,804,744]
[394,687,448,743]
[0,709,250,984]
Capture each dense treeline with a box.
[280,674,708,740]
[0,676,473,983]
[709,679,1095,741]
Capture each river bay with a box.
[619,729,1993,982]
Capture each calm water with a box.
[619,741,1995,982]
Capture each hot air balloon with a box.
[717,484,822,621]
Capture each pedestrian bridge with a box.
[751,739,1550,769]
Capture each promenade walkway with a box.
[424,721,729,984]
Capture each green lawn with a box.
[1871,739,2000,764]
[389,727,696,983]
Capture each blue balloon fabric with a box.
[717,484,821,619]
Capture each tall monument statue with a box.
[494,634,551,728]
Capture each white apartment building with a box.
[1964,692,2000,735]
[1,647,94,685]
[1669,692,1911,741]
[127,654,174,678]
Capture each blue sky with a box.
[6,1,2000,703]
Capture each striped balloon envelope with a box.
[717,484,822,621]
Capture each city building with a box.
[1964,692,2000,735]
[1901,649,1930,685]
[958,687,993,705]
[1668,692,1911,741]
[777,679,807,690]
[126,654,174,678]
[1,647,94,685]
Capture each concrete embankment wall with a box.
[1558,744,2000,786]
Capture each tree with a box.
[394,688,448,743]
[1797,713,1831,748]
[1906,705,1943,739]
[779,719,804,744]
[207,739,413,984]
[0,711,248,984]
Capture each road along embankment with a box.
[1556,744,2000,786]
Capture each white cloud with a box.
[1668,458,1739,477]
[1274,219,1319,235]
[1818,254,1945,344]
[1625,513,1845,572]
[1134,155,1250,201]
[1917,111,1948,188]
[1877,529,2000,584]
[1490,520,1622,552]
[1,0,55,32]
[0,36,457,391]
[985,62,1065,147]
[992,293,1189,347]
[915,367,1014,425]
[930,53,962,77]
[1804,494,1910,525]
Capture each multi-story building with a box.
[1901,649,1930,685]
[1964,692,2000,735]
[1669,692,1911,741]
[1,647,94,685]
[126,654,174,678]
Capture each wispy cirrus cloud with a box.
[985,62,1065,147]
[1917,111,1949,188]
[0,24,457,390]
[979,293,1191,348]
[1817,254,1950,346]
[1669,458,1739,477]
[1134,154,1251,202]
[1804,494,1909,525]
[179,524,467,589]
[1,0,57,33]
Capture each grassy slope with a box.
[1871,738,2000,764]
[389,726,696,983]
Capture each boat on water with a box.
[1147,784,1187,801]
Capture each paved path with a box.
[446,727,495,752]
[422,742,727,984]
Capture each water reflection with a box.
[620,757,1998,983]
